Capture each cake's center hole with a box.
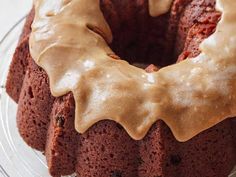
[100,2,175,69]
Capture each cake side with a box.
[6,9,34,102]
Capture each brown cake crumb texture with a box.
[6,0,236,177]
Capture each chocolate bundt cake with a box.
[6,0,236,176]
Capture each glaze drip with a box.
[149,0,173,16]
[30,0,236,142]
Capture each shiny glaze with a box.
[30,0,236,141]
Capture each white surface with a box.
[0,0,32,41]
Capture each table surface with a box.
[0,0,32,41]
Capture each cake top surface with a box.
[30,0,236,142]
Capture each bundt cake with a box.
[5,0,236,176]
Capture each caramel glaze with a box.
[149,0,173,17]
[30,0,236,142]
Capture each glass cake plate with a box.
[0,17,75,177]
[0,16,235,177]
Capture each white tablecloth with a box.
[0,0,32,41]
